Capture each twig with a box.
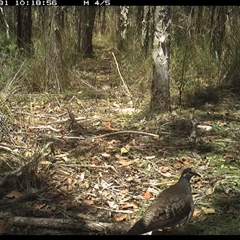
[39,135,86,140]
[75,72,100,92]
[141,181,176,186]
[0,152,42,187]
[0,144,14,152]
[89,205,133,214]
[60,163,118,170]
[112,52,133,102]
[29,125,62,132]
[93,130,159,139]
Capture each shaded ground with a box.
[0,59,240,235]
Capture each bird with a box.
[125,167,200,235]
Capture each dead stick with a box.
[8,216,128,233]
[93,130,159,139]
[112,52,133,100]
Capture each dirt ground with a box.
[0,87,240,235]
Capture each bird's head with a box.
[181,167,201,180]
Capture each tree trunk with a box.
[16,6,33,56]
[150,6,171,113]
[45,6,66,92]
[98,6,107,34]
[210,6,227,58]
[76,6,96,58]
[136,6,143,36]
[0,7,10,40]
[141,6,153,53]
[117,6,129,51]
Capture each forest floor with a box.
[0,55,240,235]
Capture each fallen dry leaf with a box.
[42,208,53,215]
[82,181,90,188]
[130,201,139,209]
[179,157,190,165]
[224,153,234,159]
[143,189,151,200]
[6,190,25,199]
[67,178,72,184]
[114,214,128,222]
[104,122,119,131]
[34,203,45,210]
[121,144,131,154]
[201,207,215,214]
[91,157,101,164]
[219,121,227,126]
[193,209,201,217]
[116,154,133,165]
[84,199,94,205]
[160,166,170,173]
[118,159,132,166]
[205,187,214,195]
[121,201,139,209]
[195,180,203,188]
[121,188,129,194]
[172,161,182,169]
[159,167,172,177]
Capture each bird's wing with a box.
[145,192,193,231]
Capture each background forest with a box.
[0,6,239,235]
[1,6,240,104]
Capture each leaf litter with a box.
[0,93,240,235]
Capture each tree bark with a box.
[117,6,129,51]
[45,6,66,92]
[141,6,153,53]
[0,7,10,40]
[16,6,33,56]
[76,6,96,58]
[136,6,143,36]
[150,6,171,113]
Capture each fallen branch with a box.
[39,131,159,141]
[8,216,128,234]
[92,130,159,139]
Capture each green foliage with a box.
[170,6,240,106]
[0,6,240,102]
